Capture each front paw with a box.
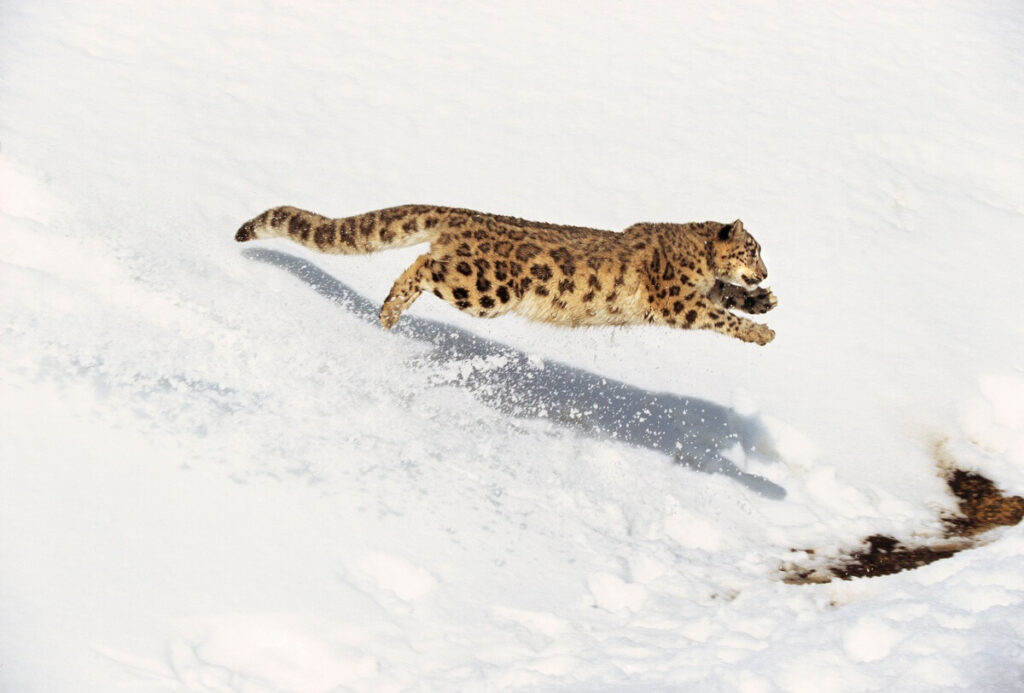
[741,287,777,314]
[749,323,775,345]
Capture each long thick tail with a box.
[234,204,445,254]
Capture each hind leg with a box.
[380,254,432,329]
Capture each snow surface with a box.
[2,1,1023,690]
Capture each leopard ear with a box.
[718,219,744,241]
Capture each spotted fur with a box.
[235,205,777,344]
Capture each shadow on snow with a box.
[243,247,786,499]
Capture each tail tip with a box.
[235,222,255,242]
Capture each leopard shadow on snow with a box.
[243,248,786,499]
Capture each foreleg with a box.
[650,294,774,345]
[708,281,777,315]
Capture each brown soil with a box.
[782,463,1024,585]
[943,469,1024,535]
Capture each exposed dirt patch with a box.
[782,450,1023,584]
[942,469,1024,536]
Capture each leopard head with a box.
[710,220,767,287]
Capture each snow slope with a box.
[2,1,1023,690]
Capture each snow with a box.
[1,0,1023,690]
